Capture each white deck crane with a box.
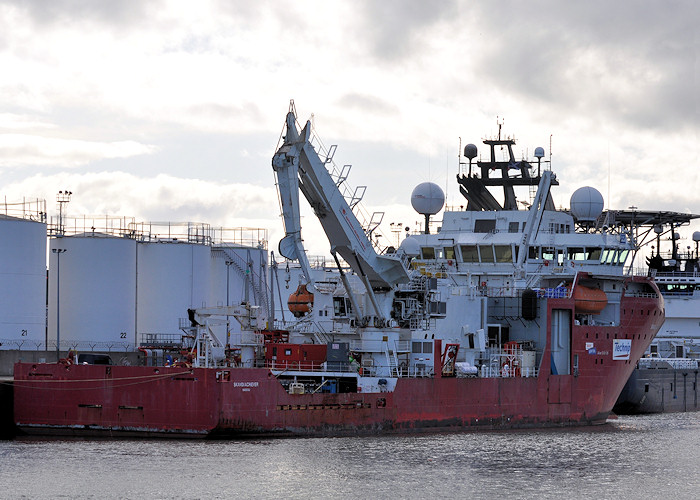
[272,104,410,322]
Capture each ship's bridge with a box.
[403,208,633,273]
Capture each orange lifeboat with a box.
[572,285,607,314]
[288,283,314,317]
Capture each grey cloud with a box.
[470,0,698,131]
[356,0,459,61]
[336,94,399,115]
[3,0,158,28]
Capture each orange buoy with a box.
[288,283,314,317]
[572,285,607,314]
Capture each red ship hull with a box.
[13,294,662,437]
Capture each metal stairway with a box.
[385,344,399,377]
[219,246,271,321]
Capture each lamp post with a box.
[225,260,233,347]
[52,248,67,360]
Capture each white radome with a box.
[411,182,445,216]
[398,237,421,257]
[570,186,604,221]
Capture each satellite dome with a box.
[464,144,478,160]
[411,182,445,216]
[693,231,700,242]
[398,237,421,257]
[570,187,604,222]
[534,147,545,158]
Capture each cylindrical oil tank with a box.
[0,216,47,349]
[47,234,137,350]
[136,241,212,337]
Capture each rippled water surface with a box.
[2,413,699,499]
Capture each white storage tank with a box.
[136,241,212,338]
[47,234,137,350]
[0,215,47,349]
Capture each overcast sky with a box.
[1,0,698,256]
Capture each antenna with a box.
[445,147,449,208]
[607,141,611,210]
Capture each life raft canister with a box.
[288,283,314,317]
[571,285,608,314]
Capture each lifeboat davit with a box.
[288,283,314,317]
[572,285,607,314]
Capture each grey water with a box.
[1,413,699,499]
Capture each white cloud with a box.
[0,113,56,130]
[0,135,157,167]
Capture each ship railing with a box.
[625,291,662,298]
[625,266,650,277]
[481,286,507,297]
[627,266,700,280]
[140,333,187,348]
[537,287,568,299]
[479,345,539,379]
[259,360,357,373]
[480,286,572,299]
[638,357,699,369]
[659,290,695,297]
[348,339,411,353]
[653,270,700,279]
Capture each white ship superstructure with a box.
[265,104,661,385]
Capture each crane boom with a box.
[272,107,409,290]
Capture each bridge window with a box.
[460,245,479,263]
[479,245,495,263]
[494,245,513,263]
[568,247,586,261]
[617,249,630,265]
[587,248,602,261]
[444,247,455,259]
[508,222,519,233]
[601,249,617,264]
[421,247,435,259]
